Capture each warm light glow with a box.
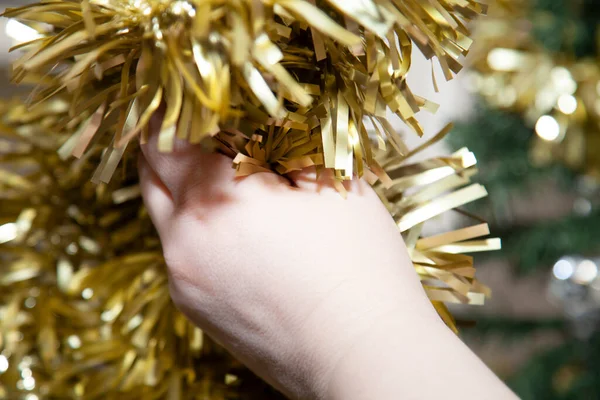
[553,258,574,280]
[573,197,592,216]
[551,67,577,94]
[557,94,577,115]
[22,376,35,390]
[535,115,561,141]
[0,223,17,244]
[67,335,82,349]
[82,288,94,299]
[487,48,524,72]
[535,89,557,113]
[573,260,598,284]
[0,355,8,373]
[5,19,42,43]
[24,297,36,309]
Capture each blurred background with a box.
[449,1,600,399]
[0,0,599,399]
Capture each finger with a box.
[139,109,203,199]
[140,109,239,204]
[138,153,175,236]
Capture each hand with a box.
[139,124,516,399]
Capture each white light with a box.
[171,1,183,14]
[553,259,574,280]
[5,20,42,43]
[573,198,592,216]
[551,67,577,94]
[557,94,578,115]
[487,48,524,71]
[535,89,558,113]
[22,376,35,390]
[82,288,94,299]
[66,242,78,255]
[535,115,561,142]
[67,335,82,349]
[20,356,32,367]
[573,260,598,284]
[0,223,18,244]
[0,355,8,373]
[24,297,36,309]
[25,394,39,400]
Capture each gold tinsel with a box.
[2,0,486,181]
[0,0,498,398]
[468,1,600,179]
[0,95,497,398]
[0,99,259,399]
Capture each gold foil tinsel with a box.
[0,98,265,399]
[1,0,498,398]
[3,0,486,181]
[0,96,497,398]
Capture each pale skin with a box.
[139,118,518,399]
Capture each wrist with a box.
[320,309,517,400]
[320,309,443,400]
[290,280,441,399]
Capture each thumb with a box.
[139,109,237,207]
[138,153,175,237]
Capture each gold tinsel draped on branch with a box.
[1,0,498,398]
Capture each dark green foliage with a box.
[449,107,579,266]
[507,332,600,400]
[448,106,575,197]
[500,210,600,274]
[531,0,599,58]
[462,316,566,339]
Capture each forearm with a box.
[323,312,517,400]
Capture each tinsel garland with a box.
[0,95,498,398]
[0,0,498,398]
[2,0,487,181]
[467,0,600,180]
